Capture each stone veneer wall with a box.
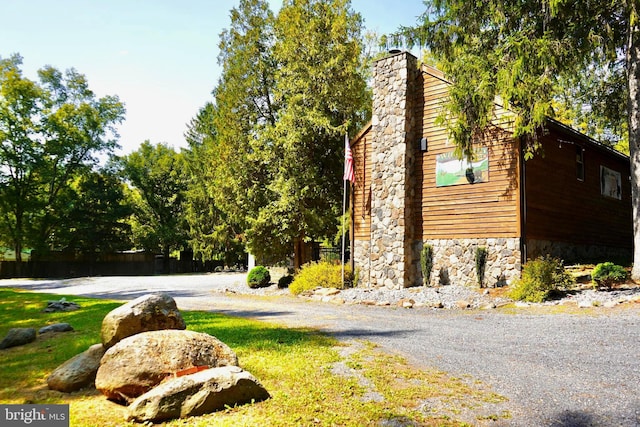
[353,240,371,287]
[415,238,522,288]
[365,51,419,289]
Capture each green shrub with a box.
[247,266,271,288]
[289,262,354,295]
[508,255,575,303]
[591,262,628,289]
[420,243,434,286]
[277,274,294,289]
[475,246,488,287]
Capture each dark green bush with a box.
[475,246,488,287]
[247,266,271,288]
[289,262,354,295]
[277,274,294,289]
[508,255,575,303]
[591,262,628,289]
[420,243,434,286]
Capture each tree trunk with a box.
[163,248,171,275]
[627,4,640,279]
[14,211,23,277]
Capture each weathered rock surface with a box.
[47,343,105,392]
[101,293,186,349]
[43,298,80,312]
[39,323,74,334]
[0,327,37,349]
[96,329,239,403]
[126,366,270,423]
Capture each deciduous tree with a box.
[0,54,125,269]
[51,169,133,254]
[119,141,189,273]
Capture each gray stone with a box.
[100,292,186,349]
[43,298,80,313]
[0,327,36,349]
[47,343,105,392]
[96,329,239,403]
[39,323,74,334]
[126,366,270,423]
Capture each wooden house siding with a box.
[415,70,521,240]
[524,124,632,251]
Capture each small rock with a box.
[578,301,593,308]
[315,288,341,297]
[429,301,444,309]
[455,300,471,309]
[398,298,414,308]
[361,300,377,306]
[43,298,80,313]
[39,323,74,334]
[330,297,346,305]
[603,301,618,308]
[480,302,496,310]
[47,343,105,392]
[515,301,530,308]
[375,300,391,306]
[0,328,37,349]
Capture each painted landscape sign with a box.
[600,165,622,200]
[436,147,489,187]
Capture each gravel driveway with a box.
[2,273,639,426]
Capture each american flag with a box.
[343,134,355,182]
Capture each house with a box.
[349,51,632,288]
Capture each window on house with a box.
[576,147,584,181]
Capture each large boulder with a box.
[101,293,186,349]
[126,366,270,423]
[95,329,239,403]
[0,327,37,349]
[47,343,105,392]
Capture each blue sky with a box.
[1,0,426,154]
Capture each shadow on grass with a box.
[182,310,335,352]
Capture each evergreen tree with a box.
[395,1,640,277]
[247,0,370,265]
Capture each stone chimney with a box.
[368,51,419,288]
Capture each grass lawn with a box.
[0,288,509,426]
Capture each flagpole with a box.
[342,133,354,288]
[341,168,347,287]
